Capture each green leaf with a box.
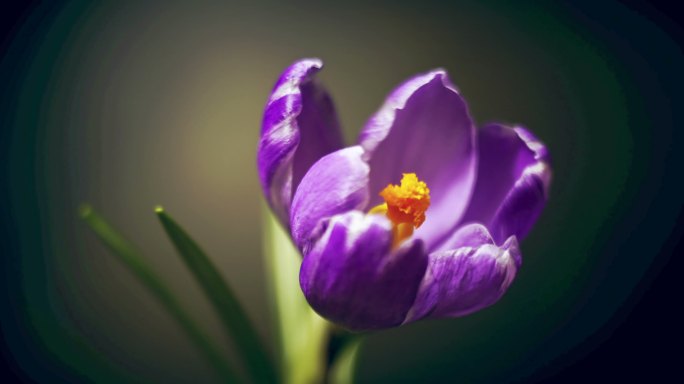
[79,204,239,383]
[155,206,276,384]
[262,208,330,384]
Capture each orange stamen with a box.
[369,173,430,246]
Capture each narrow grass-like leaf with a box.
[156,206,276,384]
[262,208,329,384]
[79,204,239,382]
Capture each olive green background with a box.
[2,1,682,382]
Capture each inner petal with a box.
[360,71,477,248]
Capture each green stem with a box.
[79,204,239,383]
[328,331,364,384]
[262,208,329,384]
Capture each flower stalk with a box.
[262,208,330,384]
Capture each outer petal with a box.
[358,70,477,248]
[458,124,551,244]
[258,59,344,225]
[434,222,498,252]
[405,224,521,323]
[290,146,369,251]
[300,211,427,331]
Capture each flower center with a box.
[369,173,431,246]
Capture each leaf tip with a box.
[79,203,93,219]
[154,205,165,214]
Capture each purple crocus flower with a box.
[258,59,551,331]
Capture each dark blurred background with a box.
[1,1,682,382]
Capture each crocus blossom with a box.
[258,59,551,331]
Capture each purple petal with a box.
[489,162,550,245]
[405,224,521,323]
[458,124,551,244]
[290,146,369,251]
[300,211,427,331]
[434,222,497,252]
[258,59,344,225]
[515,126,551,163]
[358,70,477,248]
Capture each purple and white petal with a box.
[433,223,497,253]
[459,124,551,244]
[258,59,344,225]
[290,146,369,251]
[300,211,427,331]
[489,162,550,244]
[359,70,477,249]
[405,225,521,323]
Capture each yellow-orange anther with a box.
[379,173,431,228]
[368,173,430,247]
